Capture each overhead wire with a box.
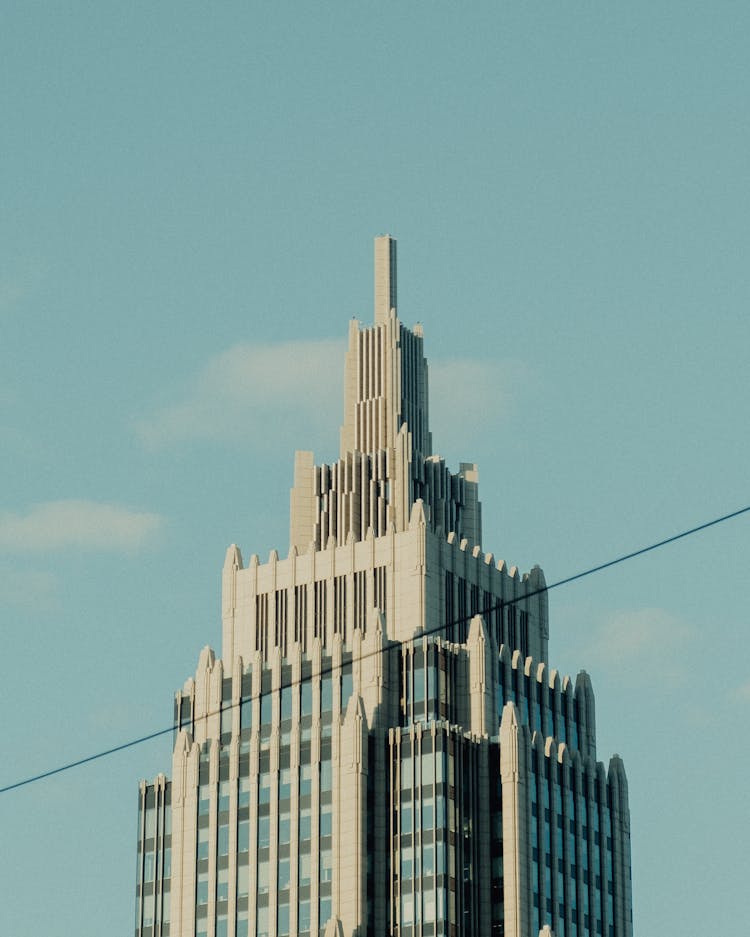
[1,502,748,797]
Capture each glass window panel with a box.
[299,854,311,886]
[257,905,269,937]
[258,816,271,848]
[221,706,233,736]
[340,665,353,711]
[240,697,252,732]
[278,903,290,936]
[321,677,333,713]
[401,846,413,879]
[320,848,333,882]
[142,892,155,926]
[401,757,412,788]
[197,826,209,860]
[278,858,291,889]
[239,777,251,808]
[197,879,209,906]
[218,824,230,856]
[435,753,444,784]
[414,665,425,704]
[217,867,229,901]
[279,768,293,801]
[261,693,272,728]
[301,682,313,717]
[299,808,312,841]
[299,899,311,933]
[258,860,270,894]
[281,685,293,721]
[320,761,332,792]
[238,819,250,853]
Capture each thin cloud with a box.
[0,566,59,611]
[730,682,750,704]
[429,357,525,457]
[585,607,695,687]
[0,500,164,553]
[135,338,525,463]
[135,339,346,452]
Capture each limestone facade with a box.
[134,237,632,937]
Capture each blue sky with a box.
[1,3,749,935]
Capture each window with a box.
[340,663,353,712]
[197,826,209,860]
[319,897,332,933]
[258,816,271,849]
[299,899,311,934]
[281,683,293,721]
[257,860,270,895]
[320,848,333,882]
[217,867,229,901]
[278,903,290,936]
[301,681,313,717]
[299,807,312,842]
[321,676,333,714]
[196,872,209,906]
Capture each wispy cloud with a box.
[0,258,46,311]
[429,357,524,456]
[135,339,346,452]
[135,337,524,461]
[0,566,60,611]
[585,607,695,687]
[730,682,750,704]
[0,500,164,553]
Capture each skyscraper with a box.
[134,236,632,937]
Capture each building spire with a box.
[374,234,397,324]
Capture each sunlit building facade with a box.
[134,236,632,937]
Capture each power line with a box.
[2,503,748,797]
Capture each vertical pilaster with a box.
[500,703,531,937]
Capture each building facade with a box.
[134,237,632,937]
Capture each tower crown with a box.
[290,236,481,552]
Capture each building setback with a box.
[134,237,633,937]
